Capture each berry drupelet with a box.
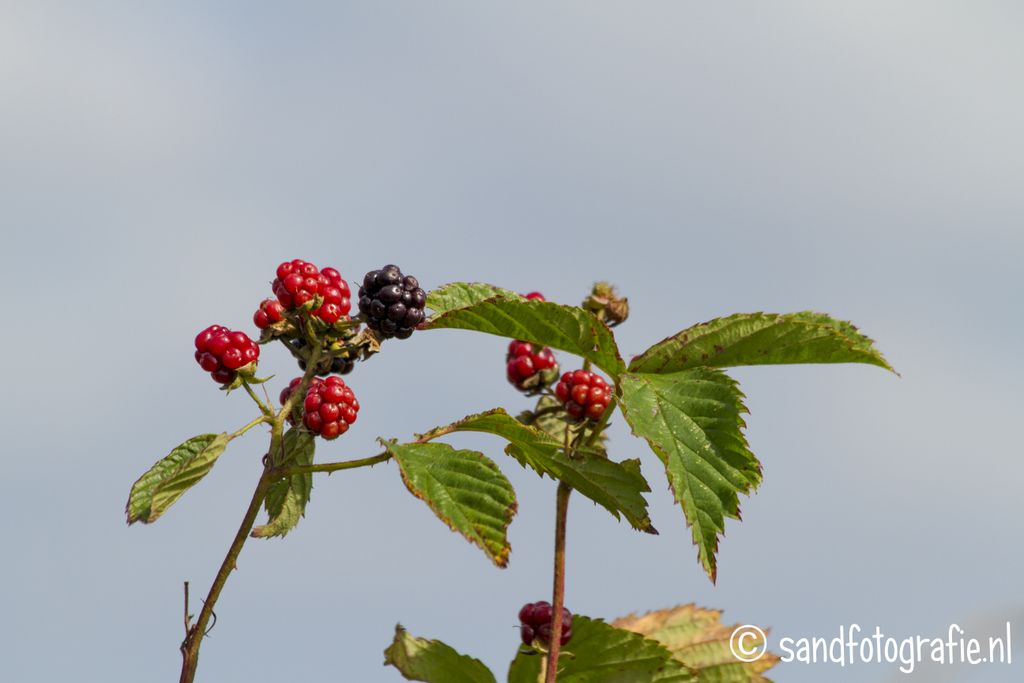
[253,298,285,329]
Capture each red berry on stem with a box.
[518,601,573,647]
[194,326,259,383]
[298,375,359,440]
[555,369,610,422]
[505,339,559,391]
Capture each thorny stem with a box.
[179,466,275,683]
[179,347,322,683]
[545,482,572,683]
[178,344,460,682]
[269,427,446,479]
[271,452,392,478]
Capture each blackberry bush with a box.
[130,271,892,683]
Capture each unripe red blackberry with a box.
[524,291,545,301]
[518,601,573,647]
[555,370,610,421]
[300,375,360,439]
[357,264,426,339]
[253,298,285,329]
[506,340,559,392]
[194,325,260,384]
[271,259,352,323]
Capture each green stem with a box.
[179,464,275,683]
[232,415,270,440]
[545,482,572,683]
[179,349,323,683]
[242,381,274,417]
[272,452,392,478]
[269,424,447,480]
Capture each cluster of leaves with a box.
[128,279,891,578]
[386,282,892,580]
[385,603,779,683]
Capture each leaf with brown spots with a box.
[614,604,779,682]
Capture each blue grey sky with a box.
[1,2,1021,682]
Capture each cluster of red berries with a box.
[194,325,260,384]
[506,341,558,390]
[269,259,352,324]
[555,370,610,421]
[506,292,561,392]
[519,601,573,648]
[280,376,360,440]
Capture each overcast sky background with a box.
[1,2,1021,682]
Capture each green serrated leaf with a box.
[613,605,779,682]
[426,282,523,318]
[424,409,655,533]
[126,433,232,524]
[426,295,625,377]
[618,370,760,582]
[252,429,316,538]
[384,625,497,683]
[629,311,894,374]
[507,616,694,683]
[385,441,517,567]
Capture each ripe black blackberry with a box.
[357,264,426,339]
